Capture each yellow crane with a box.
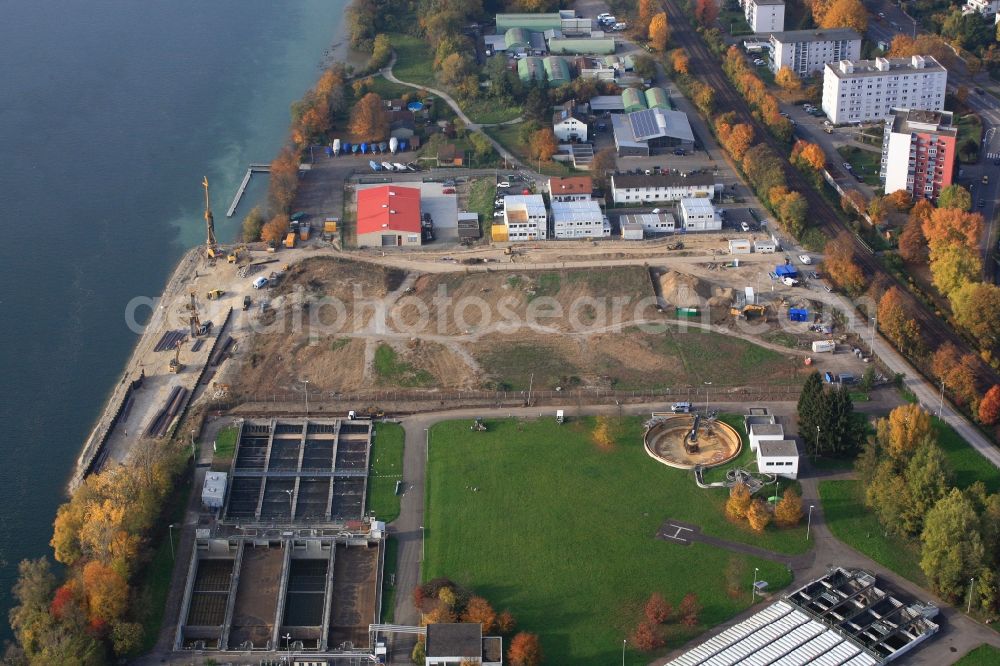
[168,339,185,374]
[203,176,219,258]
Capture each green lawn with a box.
[818,480,927,586]
[484,124,576,176]
[836,146,882,186]
[425,416,798,665]
[463,99,523,125]
[380,537,399,623]
[364,75,416,101]
[955,644,1000,665]
[933,417,1000,493]
[387,34,435,88]
[957,114,983,165]
[374,343,434,388]
[466,178,496,239]
[212,425,238,471]
[368,422,405,523]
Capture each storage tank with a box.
[389,137,398,154]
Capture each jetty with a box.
[226,163,271,217]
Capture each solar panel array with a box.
[629,109,662,141]
[665,600,879,666]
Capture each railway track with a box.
[661,0,1000,389]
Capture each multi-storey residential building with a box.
[678,197,721,231]
[610,173,720,204]
[822,55,947,124]
[880,108,957,202]
[745,0,785,33]
[494,194,547,242]
[769,28,861,76]
[551,200,610,238]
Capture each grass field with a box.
[368,422,405,523]
[954,644,1000,665]
[364,75,415,101]
[212,425,238,471]
[836,146,881,186]
[484,124,576,176]
[463,99,523,125]
[374,343,434,388]
[425,416,799,665]
[818,480,927,586]
[387,34,435,87]
[380,537,399,623]
[466,178,496,239]
[957,114,983,164]
[933,417,1000,493]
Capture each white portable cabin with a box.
[729,239,752,254]
[754,239,777,253]
[756,439,799,479]
[201,472,228,509]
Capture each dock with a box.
[226,164,271,218]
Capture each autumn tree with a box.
[883,403,933,459]
[979,385,1000,425]
[817,0,868,33]
[267,147,300,214]
[840,189,867,216]
[508,632,543,666]
[690,81,715,115]
[671,49,690,76]
[241,206,265,242]
[823,234,865,295]
[726,481,752,521]
[645,592,672,624]
[921,489,985,600]
[877,286,923,357]
[775,66,802,92]
[716,116,754,162]
[774,488,803,527]
[930,244,982,298]
[923,208,984,253]
[791,139,825,172]
[590,147,617,187]
[898,212,928,263]
[951,282,1000,349]
[903,440,953,533]
[937,184,972,211]
[528,128,558,161]
[82,560,128,624]
[349,92,389,142]
[497,610,517,634]
[677,592,702,627]
[369,33,392,70]
[747,498,772,533]
[649,12,670,52]
[888,34,956,67]
[461,595,498,633]
[769,186,808,238]
[638,0,657,34]
[261,214,290,245]
[632,621,665,650]
[931,342,980,408]
[885,189,913,212]
[695,0,720,26]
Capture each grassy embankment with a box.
[367,422,405,523]
[425,416,802,665]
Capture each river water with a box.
[0,0,348,632]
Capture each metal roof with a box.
[543,55,570,82]
[758,439,798,457]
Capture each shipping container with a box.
[789,308,809,322]
[811,340,836,353]
[676,307,700,317]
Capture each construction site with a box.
[174,417,385,656]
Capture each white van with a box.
[252,276,269,289]
[671,402,691,413]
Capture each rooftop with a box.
[548,176,593,195]
[425,623,483,658]
[357,185,421,236]
[750,423,785,437]
[611,172,719,190]
[888,108,957,136]
[770,28,861,43]
[827,55,946,79]
[551,199,603,222]
[758,439,799,457]
[751,0,786,5]
[680,196,716,213]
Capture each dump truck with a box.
[284,232,296,248]
[206,289,224,300]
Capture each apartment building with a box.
[769,28,861,76]
[610,172,720,204]
[822,55,947,124]
[962,0,1000,17]
[745,0,785,33]
[880,108,957,202]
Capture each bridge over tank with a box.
[643,414,742,469]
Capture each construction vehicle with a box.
[202,177,219,259]
[227,244,248,264]
[348,406,385,420]
[471,418,487,432]
[168,339,184,374]
[186,292,201,337]
[667,241,684,250]
[206,289,224,300]
[284,232,297,249]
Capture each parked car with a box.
[843,162,853,171]
[673,148,686,155]
[979,199,986,208]
[252,276,269,289]
[799,254,812,264]
[498,181,510,188]
[442,188,455,194]
[741,222,750,232]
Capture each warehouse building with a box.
[516,56,545,82]
[356,185,422,248]
[612,108,696,156]
[678,197,721,231]
[769,28,862,76]
[611,172,720,204]
[543,55,571,84]
[551,200,609,239]
[548,36,616,55]
[880,108,957,202]
[822,56,947,125]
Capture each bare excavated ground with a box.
[228,258,865,396]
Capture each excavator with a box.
[168,339,185,374]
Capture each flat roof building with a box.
[551,200,608,239]
[356,185,422,248]
[611,172,720,204]
[881,108,957,202]
[619,211,676,234]
[822,55,947,125]
[757,439,799,478]
[745,0,785,34]
[612,108,696,157]
[769,28,862,76]
[494,194,547,242]
[425,623,503,666]
[678,197,721,231]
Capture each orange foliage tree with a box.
[979,385,1000,425]
[823,234,865,294]
[817,0,868,32]
[929,244,982,297]
[671,49,690,75]
[349,92,389,142]
[463,596,498,633]
[639,0,657,32]
[268,147,300,215]
[695,0,720,26]
[775,66,802,91]
[950,282,1000,349]
[678,592,702,627]
[884,403,933,458]
[878,286,923,357]
[774,488,803,527]
[261,214,290,245]
[931,343,980,408]
[648,12,670,51]
[725,481,752,520]
[889,34,956,67]
[82,561,128,624]
[922,208,984,253]
[747,498,772,533]
[716,115,755,162]
[508,632,543,666]
[791,140,825,172]
[645,592,672,624]
[632,620,665,650]
[528,128,558,161]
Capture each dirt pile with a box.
[658,270,733,308]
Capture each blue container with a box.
[407,101,424,111]
[361,142,368,154]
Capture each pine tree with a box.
[798,372,824,454]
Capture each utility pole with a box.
[527,372,534,406]
[751,567,759,603]
[168,523,176,560]
[968,577,976,614]
[937,380,945,417]
[807,505,815,540]
[300,379,310,415]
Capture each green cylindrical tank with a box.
[622,88,646,113]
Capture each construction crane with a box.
[168,339,185,374]
[187,291,201,337]
[202,176,219,258]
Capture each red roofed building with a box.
[547,176,593,202]
[356,185,423,248]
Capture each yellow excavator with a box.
[168,339,185,374]
[206,289,225,300]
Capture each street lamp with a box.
[937,380,946,418]
[168,523,176,560]
[420,525,425,562]
[806,504,815,540]
[622,638,626,666]
[284,489,294,520]
[967,577,976,614]
[751,567,760,603]
[283,632,292,660]
[299,379,310,415]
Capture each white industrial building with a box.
[745,0,785,33]
[500,194,547,241]
[729,239,752,254]
[749,422,785,451]
[678,197,721,231]
[665,568,940,666]
[201,471,228,510]
[551,200,609,239]
[822,56,947,125]
[612,107,696,157]
[769,28,862,76]
[611,173,720,205]
[619,211,677,235]
[757,439,799,478]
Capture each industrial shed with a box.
[548,37,616,55]
[543,56,571,84]
[621,87,646,113]
[644,87,670,110]
[517,56,546,82]
[504,27,531,50]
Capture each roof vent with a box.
[390,210,396,214]
[388,190,396,196]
